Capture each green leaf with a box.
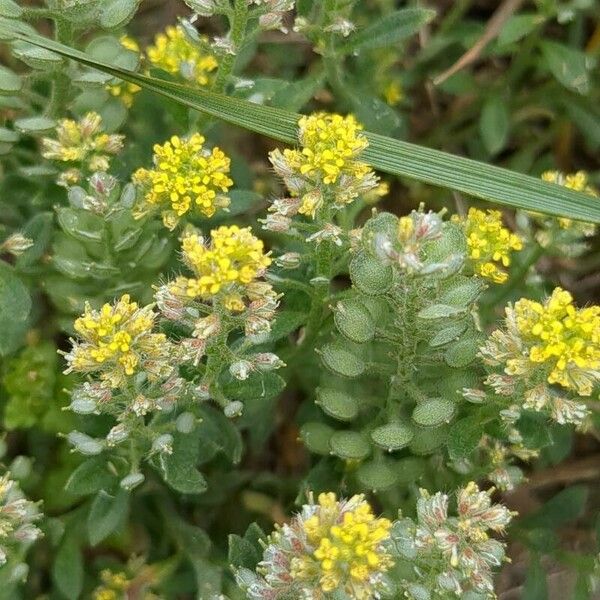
[65,456,117,496]
[479,96,510,155]
[87,489,129,545]
[228,534,261,570]
[0,64,21,94]
[342,8,436,53]
[159,432,208,494]
[497,14,543,47]
[52,535,83,600]
[100,0,139,30]
[523,556,548,600]
[521,485,588,530]
[0,0,23,18]
[447,416,483,460]
[541,41,591,95]
[14,115,56,134]
[7,28,600,223]
[0,263,31,356]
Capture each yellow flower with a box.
[382,80,403,106]
[171,225,272,305]
[295,112,370,185]
[41,112,124,184]
[133,134,233,229]
[454,207,523,284]
[241,492,393,599]
[541,170,597,231]
[65,294,170,387]
[511,287,600,396]
[146,25,218,86]
[105,36,142,107]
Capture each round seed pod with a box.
[412,398,455,427]
[361,212,399,253]
[395,457,427,484]
[408,425,449,455]
[358,296,390,324]
[334,298,375,344]
[350,252,393,296]
[429,322,468,347]
[370,422,414,452]
[356,459,399,491]
[320,342,366,378]
[317,388,359,422]
[444,335,481,368]
[329,431,371,460]
[300,422,334,456]
[439,275,485,306]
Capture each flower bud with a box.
[176,411,196,434]
[1,234,33,257]
[67,431,103,455]
[120,472,145,490]
[224,400,244,418]
[230,360,253,380]
[275,252,301,269]
[152,434,174,455]
[106,424,129,446]
[253,353,285,371]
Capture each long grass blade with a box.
[4,24,600,223]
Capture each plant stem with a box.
[47,18,73,117]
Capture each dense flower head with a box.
[64,294,172,387]
[93,566,161,600]
[236,492,393,599]
[106,36,141,108]
[42,112,124,186]
[453,208,523,283]
[146,25,218,86]
[268,112,379,219]
[133,134,233,229]
[538,170,597,235]
[171,225,272,310]
[510,287,600,395]
[0,473,42,565]
[391,483,512,599]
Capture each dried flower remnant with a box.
[133,134,233,229]
[453,208,523,284]
[64,294,172,388]
[0,474,42,566]
[42,112,124,186]
[146,25,218,86]
[390,483,513,598]
[236,492,393,599]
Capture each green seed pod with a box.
[417,304,466,319]
[421,222,466,277]
[317,388,359,422]
[350,251,394,296]
[370,422,414,452]
[356,459,399,491]
[329,431,371,460]
[12,43,63,70]
[412,398,455,427]
[395,457,427,483]
[429,322,468,347]
[361,211,399,254]
[439,275,485,306]
[320,342,366,378]
[444,335,481,368]
[358,296,390,324]
[300,422,333,456]
[334,298,375,344]
[0,65,21,95]
[407,584,431,600]
[408,425,449,455]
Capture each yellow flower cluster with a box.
[172,225,272,310]
[146,26,218,86]
[133,134,233,229]
[541,170,597,231]
[510,287,600,396]
[42,112,124,185]
[93,570,129,600]
[456,208,523,283]
[269,113,378,219]
[65,294,169,387]
[106,36,141,108]
[294,493,393,597]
